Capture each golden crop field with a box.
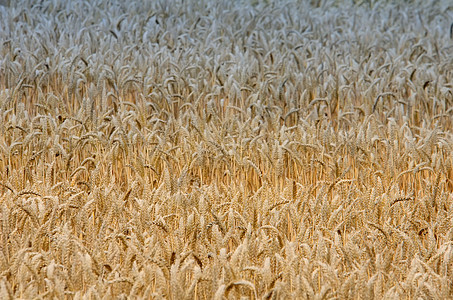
[1,0,453,298]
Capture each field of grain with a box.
[1,0,453,298]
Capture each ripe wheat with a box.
[0,0,453,298]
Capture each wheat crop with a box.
[1,0,453,298]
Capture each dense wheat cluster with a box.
[1,0,453,298]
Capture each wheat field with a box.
[1,0,453,299]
